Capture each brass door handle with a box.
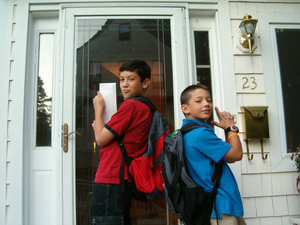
[62,123,81,153]
[64,131,81,138]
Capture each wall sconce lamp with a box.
[239,14,258,55]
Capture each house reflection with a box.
[75,19,174,225]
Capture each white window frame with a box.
[188,11,242,189]
[259,13,300,172]
[188,11,223,115]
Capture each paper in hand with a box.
[99,83,117,124]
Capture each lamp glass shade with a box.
[239,22,246,35]
[240,21,257,34]
[245,22,256,34]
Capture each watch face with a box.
[225,125,239,134]
[231,125,239,130]
[231,125,239,132]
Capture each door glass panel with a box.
[194,31,213,123]
[275,28,300,153]
[194,31,212,95]
[75,18,174,225]
[36,33,54,146]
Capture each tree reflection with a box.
[36,76,52,146]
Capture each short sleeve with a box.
[106,101,135,137]
[105,100,152,139]
[196,128,231,163]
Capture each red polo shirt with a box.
[94,99,152,184]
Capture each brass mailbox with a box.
[241,106,269,140]
[241,106,269,160]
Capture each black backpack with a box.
[162,122,222,225]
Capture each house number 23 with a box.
[242,77,257,90]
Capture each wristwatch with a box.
[225,125,239,134]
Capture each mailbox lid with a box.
[243,106,268,118]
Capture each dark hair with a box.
[119,60,151,82]
[180,84,210,105]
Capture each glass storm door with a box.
[76,18,173,225]
[62,7,187,225]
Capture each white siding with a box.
[0,1,13,224]
[0,0,299,224]
[0,1,29,224]
[229,1,300,224]
[0,0,6,222]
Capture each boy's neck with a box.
[185,116,207,124]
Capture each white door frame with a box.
[188,10,242,189]
[61,6,188,224]
[259,13,300,172]
[23,12,62,225]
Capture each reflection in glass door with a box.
[75,18,174,225]
[275,28,300,153]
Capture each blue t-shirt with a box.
[182,119,244,218]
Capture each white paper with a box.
[99,83,117,124]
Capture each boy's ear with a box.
[142,78,150,89]
[181,104,189,115]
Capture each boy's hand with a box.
[93,91,105,111]
[210,107,235,130]
[92,91,115,147]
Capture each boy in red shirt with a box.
[92,60,152,225]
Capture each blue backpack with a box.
[162,122,222,225]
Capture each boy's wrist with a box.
[94,106,104,113]
[224,125,239,134]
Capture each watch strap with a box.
[225,127,231,134]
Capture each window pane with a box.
[196,68,212,94]
[75,19,173,225]
[36,33,54,147]
[194,31,212,94]
[194,31,210,65]
[194,31,213,124]
[276,28,300,153]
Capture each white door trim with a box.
[259,12,300,172]
[62,6,188,224]
[23,12,62,225]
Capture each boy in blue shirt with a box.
[180,84,246,225]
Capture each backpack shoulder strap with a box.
[180,122,203,135]
[116,134,133,192]
[116,135,132,167]
[211,161,222,223]
[128,96,156,112]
